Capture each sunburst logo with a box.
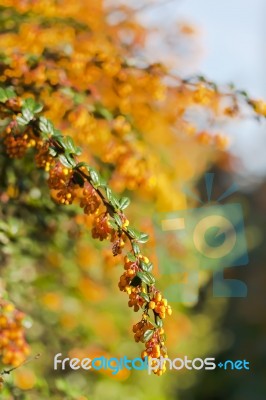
[153,173,249,302]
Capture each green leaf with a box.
[60,136,73,150]
[126,252,136,262]
[75,161,90,169]
[136,232,149,244]
[39,116,55,138]
[62,136,81,155]
[5,87,16,100]
[136,271,155,285]
[106,187,113,201]
[52,129,62,139]
[21,107,34,123]
[119,197,130,210]
[139,292,150,302]
[94,103,113,120]
[75,146,82,156]
[0,87,16,103]
[58,154,74,168]
[0,88,7,103]
[16,116,29,126]
[127,227,138,239]
[17,98,43,126]
[111,195,120,208]
[24,97,43,114]
[143,329,154,342]
[106,188,120,208]
[141,261,153,273]
[89,168,100,186]
[98,177,107,188]
[145,271,155,284]
[53,135,65,148]
[108,219,118,230]
[132,242,140,255]
[66,154,76,167]
[156,318,163,328]
[49,147,57,157]
[237,89,248,98]
[127,229,148,243]
[113,213,122,228]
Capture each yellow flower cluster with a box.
[0,0,254,214]
[0,299,30,367]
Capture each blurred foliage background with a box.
[0,0,265,399]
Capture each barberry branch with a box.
[0,89,172,376]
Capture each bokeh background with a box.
[0,1,265,399]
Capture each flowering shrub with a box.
[0,0,265,396]
[1,92,173,376]
[0,298,29,367]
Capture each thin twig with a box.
[0,354,41,376]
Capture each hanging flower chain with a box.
[0,89,172,376]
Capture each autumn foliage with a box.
[0,0,265,398]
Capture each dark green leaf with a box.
[72,171,84,187]
[54,135,65,148]
[130,275,142,287]
[136,271,154,285]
